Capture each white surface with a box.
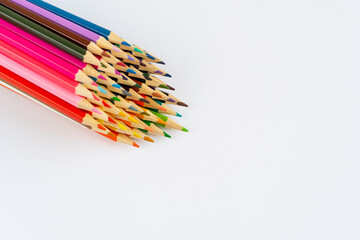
[1,0,360,239]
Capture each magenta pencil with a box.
[0,52,103,115]
[0,24,104,89]
[11,0,136,62]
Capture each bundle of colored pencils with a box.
[0,0,188,147]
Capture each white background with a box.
[1,0,360,239]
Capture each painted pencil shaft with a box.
[1,0,105,56]
[0,4,100,65]
[0,67,110,135]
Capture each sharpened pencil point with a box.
[178,102,188,107]
[92,93,100,101]
[98,75,107,80]
[122,90,132,96]
[133,142,140,148]
[182,127,188,132]
[111,97,121,102]
[164,132,171,138]
[127,54,135,61]
[145,126,154,132]
[157,119,166,125]
[168,98,176,103]
[112,84,122,89]
[176,113,182,117]
[133,132,142,139]
[102,51,110,58]
[97,124,107,131]
[117,62,126,67]
[164,73,172,78]
[134,47,143,53]
[168,85,175,91]
[112,46,121,52]
[98,86,108,94]
[121,41,131,47]
[127,69,137,74]
[129,106,138,112]
[134,83,141,88]
[115,70,122,75]
[129,117,139,124]
[144,136,154,143]
[159,84,170,89]
[109,117,117,124]
[153,92,162,98]
[140,98,150,104]
[158,61,166,65]
[146,53,155,60]
[92,108,102,114]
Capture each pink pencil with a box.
[0,18,85,69]
[0,53,104,115]
[0,24,113,91]
[0,19,120,91]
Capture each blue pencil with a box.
[26,0,165,64]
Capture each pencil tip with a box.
[178,102,188,107]
[176,112,182,117]
[140,98,150,104]
[121,41,131,47]
[182,127,188,132]
[164,73,172,78]
[111,97,121,102]
[164,132,171,138]
[153,93,162,98]
[134,83,141,88]
[98,86,108,94]
[129,106,138,112]
[134,47,144,53]
[144,136,154,143]
[146,53,155,60]
[92,108,102,114]
[145,126,154,132]
[159,84,170,89]
[167,85,175,91]
[127,69,137,74]
[133,142,140,148]
[158,61,166,65]
[97,124,107,131]
[109,117,117,124]
[122,90,132,96]
[102,51,110,58]
[112,84,122,89]
[116,62,126,67]
[127,54,135,61]
[168,98,176,103]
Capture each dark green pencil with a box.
[0,4,100,66]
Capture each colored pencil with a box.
[0,4,100,65]
[0,24,102,89]
[0,53,108,116]
[0,65,110,135]
[2,0,107,56]
[0,39,104,105]
[0,0,187,146]
[0,68,139,146]
[26,0,164,64]
[0,18,115,85]
[12,0,139,63]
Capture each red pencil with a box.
[0,65,139,147]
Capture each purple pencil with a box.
[10,0,138,63]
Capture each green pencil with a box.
[0,4,99,66]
